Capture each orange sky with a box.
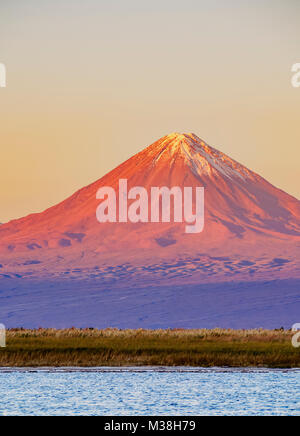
[0,0,299,223]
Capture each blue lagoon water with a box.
[0,368,299,416]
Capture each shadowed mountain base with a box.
[0,278,299,329]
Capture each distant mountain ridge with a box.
[0,132,299,285]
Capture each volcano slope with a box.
[0,133,299,328]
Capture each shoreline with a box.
[0,366,300,373]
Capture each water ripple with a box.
[0,369,299,416]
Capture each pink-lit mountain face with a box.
[1,133,300,285]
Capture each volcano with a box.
[0,133,299,328]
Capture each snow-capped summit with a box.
[148,132,256,180]
[0,132,299,284]
[1,132,300,329]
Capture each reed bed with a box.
[1,328,299,368]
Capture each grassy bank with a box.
[0,328,299,368]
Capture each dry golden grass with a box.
[1,328,299,368]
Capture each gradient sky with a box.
[0,0,299,223]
